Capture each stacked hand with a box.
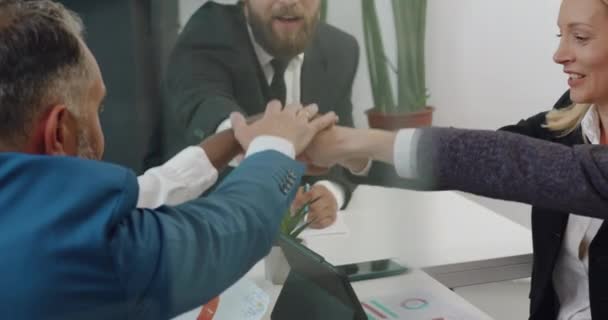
[230,100,338,155]
[300,125,351,168]
[301,125,370,172]
[210,101,392,231]
[231,100,345,229]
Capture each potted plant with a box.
[362,0,433,130]
[264,199,316,285]
[320,0,328,22]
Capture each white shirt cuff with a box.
[216,117,232,133]
[314,180,345,210]
[136,146,218,209]
[349,159,372,176]
[245,136,295,159]
[394,129,419,179]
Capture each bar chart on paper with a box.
[361,289,480,320]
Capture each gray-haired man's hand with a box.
[230,100,338,155]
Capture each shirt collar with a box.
[581,105,601,144]
[247,25,304,68]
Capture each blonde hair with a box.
[544,103,591,135]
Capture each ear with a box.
[40,105,79,156]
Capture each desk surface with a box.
[304,186,533,269]
[176,186,532,319]
[249,186,531,319]
[246,266,493,320]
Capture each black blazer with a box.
[500,92,608,319]
[163,2,359,205]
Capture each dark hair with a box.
[0,0,89,146]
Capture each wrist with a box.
[366,129,397,164]
[198,129,242,169]
[246,136,295,159]
[333,127,370,159]
[340,128,383,159]
[340,158,369,172]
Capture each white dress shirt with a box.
[552,105,603,320]
[215,27,346,209]
[136,136,295,209]
[395,109,605,319]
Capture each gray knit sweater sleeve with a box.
[415,127,608,219]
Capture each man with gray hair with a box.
[0,1,337,319]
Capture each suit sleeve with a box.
[164,12,243,145]
[350,110,555,190]
[414,127,608,220]
[302,34,360,208]
[110,151,305,318]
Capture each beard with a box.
[246,1,320,59]
[76,127,99,160]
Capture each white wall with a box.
[178,0,566,228]
[325,0,565,129]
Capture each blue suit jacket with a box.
[0,150,303,319]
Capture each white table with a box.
[245,266,493,319]
[176,186,534,319]
[303,186,534,288]
[249,186,532,319]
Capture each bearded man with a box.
[163,0,360,229]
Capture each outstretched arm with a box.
[113,151,305,318]
[304,126,608,219]
[413,127,608,219]
[136,129,242,209]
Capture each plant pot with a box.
[264,245,291,285]
[366,106,435,130]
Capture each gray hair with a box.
[0,0,92,147]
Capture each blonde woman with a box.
[299,0,608,318]
[498,0,608,317]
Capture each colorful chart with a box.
[362,290,480,320]
[401,298,429,310]
[361,300,401,319]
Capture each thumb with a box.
[310,112,339,133]
[296,153,311,162]
[291,187,306,211]
[230,112,247,131]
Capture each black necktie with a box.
[270,58,288,106]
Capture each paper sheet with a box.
[172,278,269,320]
[362,289,481,320]
[299,211,350,239]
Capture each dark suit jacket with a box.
[415,123,608,319]
[500,93,608,320]
[163,2,359,206]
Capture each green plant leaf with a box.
[363,0,428,113]
[281,197,321,236]
[320,0,328,22]
[361,0,394,112]
[291,219,316,239]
